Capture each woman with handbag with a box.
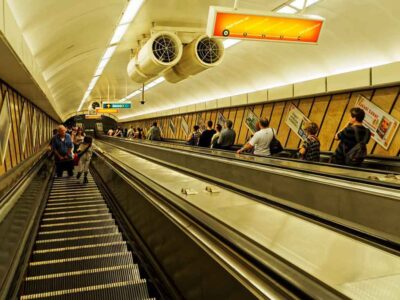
[76,136,93,183]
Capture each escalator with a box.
[19,173,154,300]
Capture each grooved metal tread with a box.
[21,172,153,300]
[23,264,142,294]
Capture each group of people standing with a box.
[143,107,371,166]
[51,125,93,182]
[107,127,144,139]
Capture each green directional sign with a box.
[103,102,131,109]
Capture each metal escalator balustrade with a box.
[19,173,154,300]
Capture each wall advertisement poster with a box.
[217,112,226,126]
[0,92,12,164]
[285,104,310,141]
[96,122,103,132]
[244,108,259,134]
[32,109,37,146]
[355,95,399,150]
[181,117,189,136]
[169,119,177,137]
[196,113,206,131]
[20,103,28,153]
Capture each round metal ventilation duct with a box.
[164,35,225,83]
[127,32,183,84]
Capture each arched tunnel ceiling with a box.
[7,0,400,121]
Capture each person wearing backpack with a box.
[299,122,321,162]
[186,125,201,146]
[333,107,371,166]
[146,122,162,141]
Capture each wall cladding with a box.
[123,86,400,157]
[0,80,57,177]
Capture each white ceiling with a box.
[6,0,400,121]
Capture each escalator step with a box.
[46,200,105,207]
[50,188,100,194]
[28,252,135,276]
[20,279,149,300]
[44,204,108,212]
[36,225,118,240]
[47,196,104,203]
[38,219,115,232]
[41,213,112,225]
[34,233,123,250]
[42,208,109,219]
[23,264,142,295]
[31,242,128,261]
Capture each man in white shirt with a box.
[236,118,275,156]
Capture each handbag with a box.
[270,129,283,155]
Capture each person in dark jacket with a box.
[333,107,371,165]
[198,121,216,147]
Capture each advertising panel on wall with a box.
[244,108,259,134]
[0,92,12,164]
[286,104,310,141]
[96,122,103,132]
[355,95,399,150]
[196,113,206,131]
[181,116,189,136]
[20,103,28,153]
[31,109,37,146]
[217,112,226,126]
[169,119,177,137]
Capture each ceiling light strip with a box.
[77,0,145,112]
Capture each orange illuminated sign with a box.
[85,115,102,120]
[207,7,324,44]
[95,108,119,114]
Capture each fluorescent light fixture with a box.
[119,0,145,25]
[102,46,117,60]
[276,6,298,14]
[88,76,100,91]
[304,0,320,7]
[290,0,306,9]
[110,23,130,45]
[94,57,110,76]
[223,39,241,49]
[119,77,165,102]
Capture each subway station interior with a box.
[0,0,400,299]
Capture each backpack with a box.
[270,129,283,155]
[345,127,369,166]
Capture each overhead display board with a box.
[103,102,131,109]
[207,6,324,44]
[355,96,399,150]
[96,108,119,114]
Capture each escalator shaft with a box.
[19,172,154,300]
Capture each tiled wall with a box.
[123,86,400,157]
[0,80,57,177]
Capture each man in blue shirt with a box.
[52,125,74,177]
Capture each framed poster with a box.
[286,104,310,141]
[0,92,12,164]
[355,95,399,150]
[217,112,226,126]
[96,122,103,132]
[169,119,177,137]
[196,113,206,131]
[37,113,43,145]
[181,116,189,136]
[20,103,28,153]
[244,108,259,134]
[31,109,37,146]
